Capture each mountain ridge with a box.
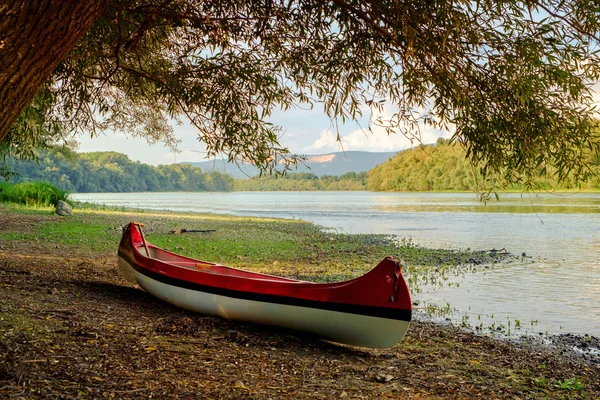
[184,150,398,179]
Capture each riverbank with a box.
[1,204,599,398]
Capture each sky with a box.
[75,105,452,166]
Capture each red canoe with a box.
[117,222,412,348]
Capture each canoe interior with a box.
[140,244,307,283]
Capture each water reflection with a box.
[373,192,600,213]
[416,260,600,337]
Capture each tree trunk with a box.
[0,0,107,142]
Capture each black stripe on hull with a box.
[119,252,412,322]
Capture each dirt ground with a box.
[1,213,599,399]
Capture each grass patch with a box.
[555,377,585,392]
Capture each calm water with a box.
[72,191,600,336]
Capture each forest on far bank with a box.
[233,171,367,191]
[4,142,599,194]
[4,148,233,193]
[367,139,600,192]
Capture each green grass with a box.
[0,202,515,283]
[555,377,585,392]
[0,181,71,207]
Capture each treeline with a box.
[233,171,368,191]
[367,138,600,191]
[4,149,233,192]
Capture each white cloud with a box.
[301,105,453,154]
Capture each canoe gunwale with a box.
[118,250,412,322]
[117,222,412,347]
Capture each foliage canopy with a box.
[3,0,600,186]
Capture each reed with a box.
[0,181,71,207]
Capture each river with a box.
[71,191,600,337]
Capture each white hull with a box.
[119,256,409,348]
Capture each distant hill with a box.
[367,139,600,191]
[185,151,398,179]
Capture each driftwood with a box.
[169,228,216,234]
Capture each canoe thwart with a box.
[132,222,150,257]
